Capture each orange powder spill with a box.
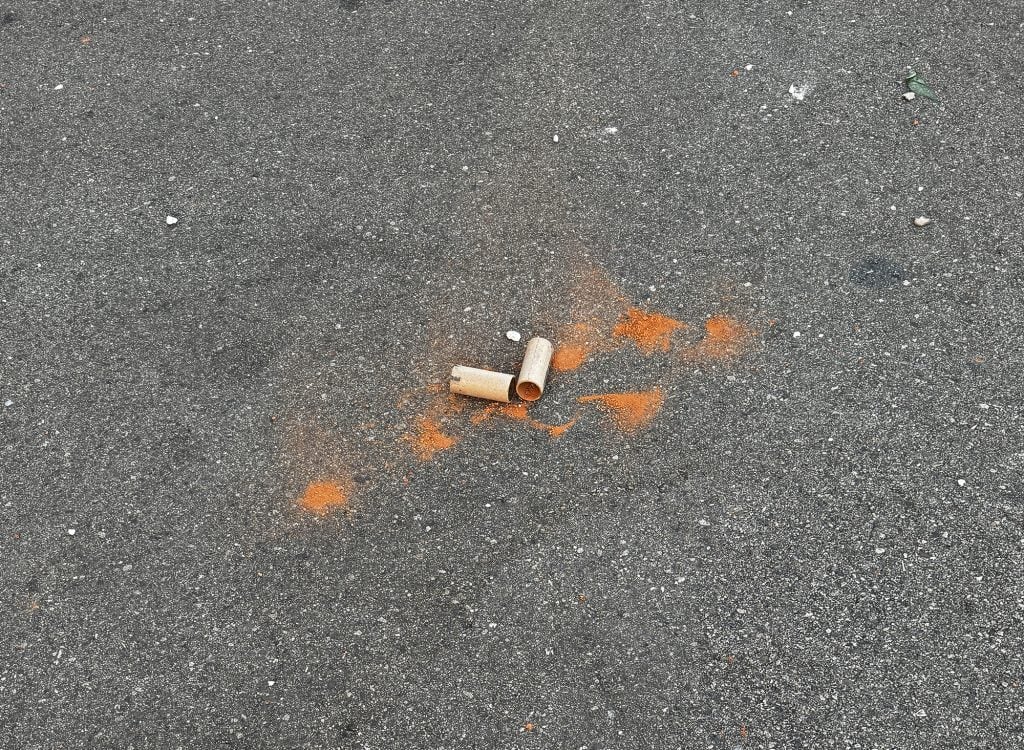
[552,343,591,372]
[297,480,352,515]
[685,316,753,361]
[578,389,664,432]
[406,415,458,461]
[530,418,577,439]
[500,403,529,421]
[613,308,686,353]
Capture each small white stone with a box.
[165,215,178,225]
[979,403,990,410]
[505,330,521,342]
[603,126,619,134]
[792,331,801,338]
[53,84,64,91]
[3,399,12,407]
[902,91,916,101]
[914,216,932,227]
[552,134,559,143]
[788,84,807,101]
[67,529,76,536]
[957,479,966,487]
[913,708,927,719]
[268,680,275,687]
[744,64,754,71]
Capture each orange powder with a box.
[578,389,664,432]
[685,316,752,361]
[552,343,592,372]
[613,308,686,353]
[500,403,529,421]
[530,418,577,439]
[297,480,352,515]
[406,415,458,461]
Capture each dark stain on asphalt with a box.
[849,256,907,287]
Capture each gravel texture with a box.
[2,1,1023,748]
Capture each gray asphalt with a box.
[2,1,1023,748]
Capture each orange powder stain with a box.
[551,343,591,372]
[578,389,664,432]
[613,307,686,353]
[406,415,458,461]
[530,418,577,439]
[470,403,501,425]
[684,316,753,361]
[297,479,353,515]
[500,403,529,421]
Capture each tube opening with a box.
[517,381,542,401]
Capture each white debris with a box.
[505,330,521,343]
[67,528,76,536]
[957,479,966,487]
[792,331,801,338]
[913,216,932,227]
[913,709,927,719]
[979,403,990,410]
[552,133,559,143]
[788,83,808,101]
[603,126,619,135]
[53,84,64,91]
[744,64,754,71]
[903,91,916,101]
[165,215,178,225]
[3,399,11,407]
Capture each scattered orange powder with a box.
[406,415,458,461]
[578,389,664,432]
[469,403,501,425]
[500,403,529,421]
[297,480,352,515]
[530,418,577,439]
[552,343,591,372]
[684,316,753,361]
[613,307,686,353]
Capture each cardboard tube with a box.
[449,366,515,403]
[516,337,553,401]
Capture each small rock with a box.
[505,330,521,343]
[67,529,76,536]
[166,215,178,226]
[53,84,64,91]
[552,134,559,143]
[3,399,11,407]
[957,479,966,487]
[913,216,932,227]
[902,91,916,101]
[788,84,808,101]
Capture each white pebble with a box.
[53,84,64,91]
[552,134,559,143]
[744,64,754,71]
[788,84,808,101]
[902,91,916,101]
[505,330,521,342]
[165,215,178,226]
[957,479,966,487]
[3,399,11,407]
[913,216,932,227]
[792,331,801,338]
[67,529,76,536]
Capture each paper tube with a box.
[516,337,553,401]
[449,366,516,403]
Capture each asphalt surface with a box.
[2,1,1023,748]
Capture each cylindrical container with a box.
[449,366,516,403]
[516,337,553,401]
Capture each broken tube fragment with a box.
[449,365,516,403]
[516,336,553,402]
